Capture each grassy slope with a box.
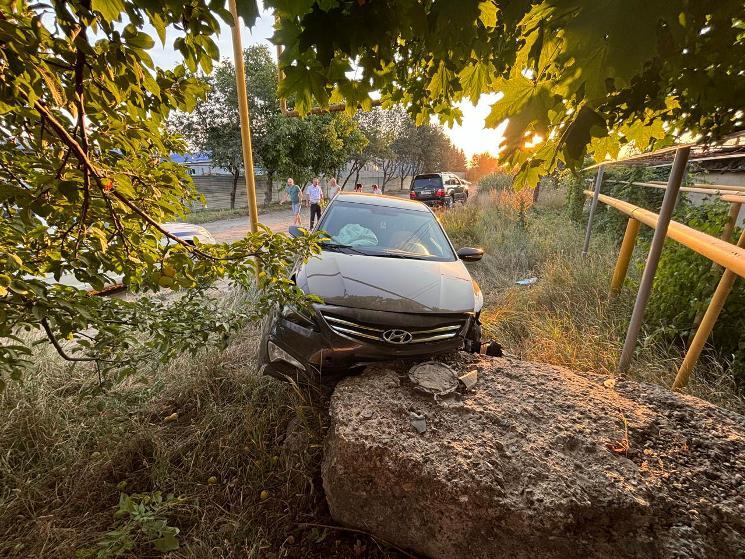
[2,190,742,558]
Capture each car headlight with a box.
[267,341,305,370]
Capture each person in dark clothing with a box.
[305,177,324,228]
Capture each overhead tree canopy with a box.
[265,0,745,186]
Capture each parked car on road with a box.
[258,192,484,382]
[409,172,469,207]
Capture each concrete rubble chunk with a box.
[458,369,478,390]
[408,361,459,396]
[322,354,745,559]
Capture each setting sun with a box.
[439,93,507,160]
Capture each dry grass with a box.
[0,290,402,559]
[441,189,745,414]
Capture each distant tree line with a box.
[173,46,466,207]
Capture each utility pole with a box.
[228,0,259,237]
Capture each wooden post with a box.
[228,0,259,237]
[673,224,745,389]
[610,217,641,295]
[618,147,690,373]
[582,166,605,256]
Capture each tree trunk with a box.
[354,167,361,186]
[264,170,274,205]
[230,171,240,210]
[532,181,541,204]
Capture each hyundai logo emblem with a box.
[382,329,413,344]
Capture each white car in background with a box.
[161,222,216,245]
[43,222,215,292]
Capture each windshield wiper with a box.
[321,242,368,255]
[374,249,434,260]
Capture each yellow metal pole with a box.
[720,201,742,245]
[610,217,641,296]
[687,201,742,344]
[228,0,259,237]
[673,225,745,389]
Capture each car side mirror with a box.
[457,247,484,262]
[288,225,304,238]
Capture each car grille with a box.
[320,312,466,345]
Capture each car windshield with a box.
[317,201,456,261]
[411,175,443,190]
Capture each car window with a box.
[411,175,443,190]
[318,201,455,261]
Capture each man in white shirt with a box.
[306,177,324,228]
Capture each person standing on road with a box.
[328,177,341,199]
[306,177,324,229]
[372,183,382,195]
[285,177,302,226]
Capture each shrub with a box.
[645,200,745,387]
[477,172,514,193]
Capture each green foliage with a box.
[478,172,514,193]
[645,201,745,386]
[175,46,368,199]
[0,2,320,383]
[592,166,667,239]
[76,491,183,558]
[560,169,589,223]
[269,0,745,186]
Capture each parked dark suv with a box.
[409,172,469,207]
[258,192,484,383]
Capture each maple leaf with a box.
[458,61,496,102]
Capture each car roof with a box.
[333,192,430,212]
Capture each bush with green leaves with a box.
[477,172,514,193]
[0,2,321,385]
[644,200,745,386]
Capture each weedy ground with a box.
[440,188,744,413]
[2,188,743,559]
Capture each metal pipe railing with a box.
[586,192,745,278]
[605,180,742,197]
[648,180,745,193]
[617,147,690,373]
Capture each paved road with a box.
[202,190,411,242]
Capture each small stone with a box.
[207,476,218,485]
[361,409,374,420]
[260,489,270,500]
[164,412,178,423]
[458,370,479,390]
[286,535,295,545]
[410,411,427,434]
[603,378,617,389]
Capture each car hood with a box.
[296,251,476,314]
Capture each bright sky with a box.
[437,94,507,159]
[146,3,505,160]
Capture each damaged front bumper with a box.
[258,304,478,382]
